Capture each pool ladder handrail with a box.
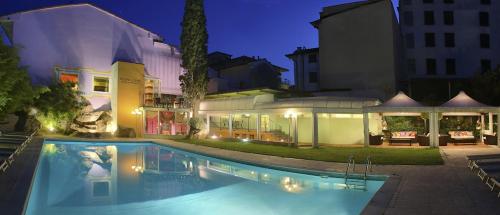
[364,156,373,180]
[344,155,355,179]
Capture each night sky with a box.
[1,0,399,83]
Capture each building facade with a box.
[285,47,320,92]
[207,52,288,93]
[0,4,188,136]
[399,0,500,101]
[306,0,401,100]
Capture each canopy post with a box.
[429,112,436,147]
[480,114,485,143]
[256,113,261,140]
[435,112,441,147]
[293,116,298,147]
[228,114,233,138]
[489,113,493,133]
[363,112,370,147]
[206,114,210,135]
[313,112,319,148]
[497,113,500,147]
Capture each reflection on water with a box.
[26,142,385,215]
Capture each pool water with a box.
[25,141,385,215]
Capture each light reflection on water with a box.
[26,141,385,215]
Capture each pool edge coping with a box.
[34,137,396,214]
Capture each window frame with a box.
[308,72,318,83]
[479,12,489,27]
[444,33,455,48]
[480,33,490,49]
[308,54,317,63]
[443,11,454,25]
[426,58,437,75]
[92,75,111,93]
[446,58,456,75]
[425,33,436,47]
[57,70,80,91]
[424,11,435,25]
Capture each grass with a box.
[165,136,444,165]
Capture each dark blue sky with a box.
[1,0,399,83]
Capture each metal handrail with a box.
[364,156,372,180]
[345,155,355,179]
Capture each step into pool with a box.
[24,140,386,215]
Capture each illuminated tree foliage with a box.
[180,0,208,138]
[0,36,35,119]
[34,81,88,133]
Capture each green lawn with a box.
[165,136,443,165]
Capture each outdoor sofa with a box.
[448,131,476,144]
[389,131,416,146]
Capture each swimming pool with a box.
[25,140,386,215]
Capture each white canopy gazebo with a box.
[433,91,500,146]
[363,92,434,146]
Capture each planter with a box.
[439,135,449,146]
[484,134,498,145]
[417,135,430,146]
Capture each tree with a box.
[468,66,500,106]
[180,0,209,138]
[0,36,36,119]
[34,81,88,134]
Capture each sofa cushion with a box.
[391,131,416,139]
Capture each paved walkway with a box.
[2,136,500,214]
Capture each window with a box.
[443,11,454,25]
[308,54,317,63]
[446,59,456,75]
[406,33,415,48]
[309,72,318,83]
[93,76,110,92]
[444,33,455,47]
[480,33,490,48]
[403,12,414,26]
[424,11,435,25]
[59,72,79,90]
[426,58,437,75]
[481,59,491,73]
[479,12,489,26]
[425,33,435,47]
[423,0,433,3]
[407,59,416,74]
[443,0,454,3]
[481,0,491,5]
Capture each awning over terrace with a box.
[364,91,433,113]
[436,91,498,113]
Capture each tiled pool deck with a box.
[1,136,499,215]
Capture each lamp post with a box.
[131,107,144,137]
[284,110,297,147]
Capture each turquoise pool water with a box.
[25,141,385,215]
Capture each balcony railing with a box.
[143,95,191,109]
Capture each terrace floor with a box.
[0,136,499,215]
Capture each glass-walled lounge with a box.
[145,110,189,136]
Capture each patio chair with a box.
[484,134,497,145]
[369,133,384,145]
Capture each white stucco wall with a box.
[1,4,183,101]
